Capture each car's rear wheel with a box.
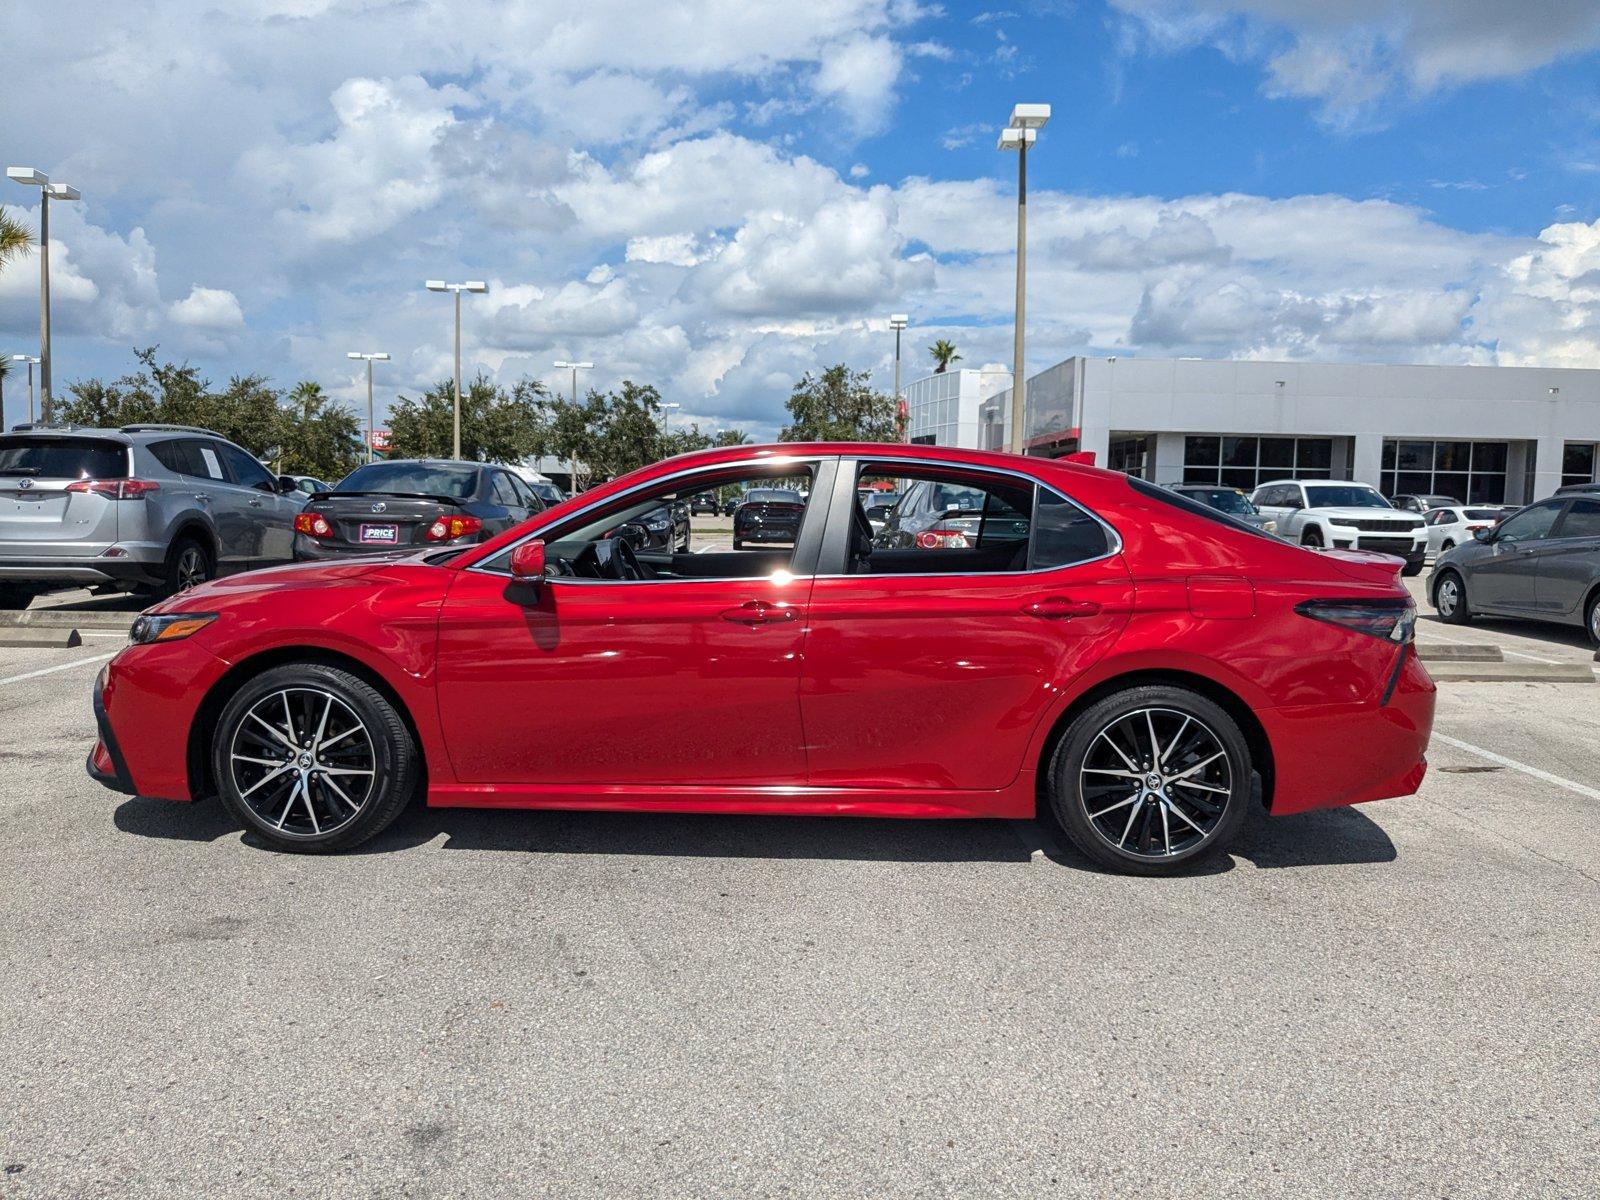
[1435,570,1472,625]
[0,583,33,610]
[1045,686,1251,876]
[1440,539,1456,553]
[162,536,214,597]
[212,663,418,853]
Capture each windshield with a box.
[337,462,478,499]
[745,488,802,504]
[1182,488,1256,515]
[1306,485,1392,509]
[0,436,128,480]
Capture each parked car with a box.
[613,502,690,553]
[732,487,805,550]
[1251,479,1428,576]
[1421,505,1513,556]
[1391,493,1462,515]
[1167,484,1279,535]
[285,475,332,497]
[860,491,901,534]
[871,478,1031,559]
[502,465,566,509]
[0,423,303,608]
[722,495,741,516]
[1554,481,1600,497]
[689,492,720,516]
[1430,495,1600,646]
[88,443,1435,874]
[292,459,541,560]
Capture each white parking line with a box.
[1421,629,1562,665]
[0,652,116,688]
[1433,732,1600,802]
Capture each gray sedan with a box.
[1429,495,1600,646]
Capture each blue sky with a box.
[3,1,1599,438]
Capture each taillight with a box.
[915,519,974,550]
[294,512,333,538]
[1295,599,1415,643]
[424,515,483,541]
[65,478,160,499]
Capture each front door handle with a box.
[719,600,798,626]
[1023,596,1101,620]
[248,498,263,507]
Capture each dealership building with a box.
[904,356,1600,505]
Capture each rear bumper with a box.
[1262,651,1436,815]
[0,552,165,588]
[293,534,480,561]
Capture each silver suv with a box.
[0,424,305,608]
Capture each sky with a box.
[2,0,1599,439]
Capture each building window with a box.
[1108,435,1148,479]
[1380,439,1509,504]
[1182,435,1334,490]
[1563,442,1598,488]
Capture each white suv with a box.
[1250,479,1427,576]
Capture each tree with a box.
[929,339,962,373]
[0,208,31,273]
[276,382,364,481]
[591,380,667,477]
[778,364,900,443]
[713,428,753,447]
[386,372,549,463]
[545,389,609,492]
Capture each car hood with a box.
[1307,506,1422,523]
[145,556,410,615]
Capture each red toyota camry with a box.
[87,443,1434,875]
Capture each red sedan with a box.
[87,443,1434,875]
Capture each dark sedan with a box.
[1168,484,1280,536]
[614,502,690,553]
[293,460,541,560]
[1430,495,1600,646]
[732,487,804,550]
[689,493,720,516]
[871,478,1030,564]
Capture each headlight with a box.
[129,613,218,644]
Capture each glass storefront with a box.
[1182,436,1334,491]
[1380,440,1508,504]
[1563,442,1598,488]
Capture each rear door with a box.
[1536,499,1600,617]
[797,458,1133,792]
[0,435,130,559]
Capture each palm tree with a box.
[929,339,962,374]
[0,208,33,273]
[714,428,753,447]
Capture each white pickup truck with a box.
[1250,479,1427,576]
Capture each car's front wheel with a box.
[212,663,419,853]
[1585,592,1600,649]
[1434,570,1472,625]
[1301,527,1324,548]
[1045,685,1252,875]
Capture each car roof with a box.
[4,423,243,447]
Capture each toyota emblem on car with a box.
[370,501,386,513]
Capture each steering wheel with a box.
[591,537,644,581]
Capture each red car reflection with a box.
[88,443,1434,875]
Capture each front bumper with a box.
[86,668,137,795]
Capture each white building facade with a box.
[903,367,1011,449]
[972,356,1600,505]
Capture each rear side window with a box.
[1031,489,1110,569]
[0,436,128,481]
[491,473,523,507]
[1557,499,1600,539]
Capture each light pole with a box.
[889,314,908,441]
[553,360,593,491]
[425,280,487,459]
[7,167,80,425]
[997,104,1049,455]
[346,352,390,463]
[9,355,40,424]
[658,401,681,438]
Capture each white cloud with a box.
[170,286,245,330]
[812,36,904,134]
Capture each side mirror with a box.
[510,539,546,581]
[1473,527,1493,543]
[276,475,299,494]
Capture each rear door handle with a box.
[192,493,211,505]
[719,600,798,626]
[1023,596,1101,619]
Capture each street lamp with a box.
[7,167,80,425]
[888,314,909,442]
[8,355,40,425]
[346,352,390,463]
[997,103,1049,455]
[658,401,681,437]
[553,360,594,492]
[425,279,487,459]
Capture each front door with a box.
[1473,499,1564,612]
[798,459,1133,792]
[434,457,832,788]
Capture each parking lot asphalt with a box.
[2,568,1598,1198]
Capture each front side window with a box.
[215,442,275,489]
[1496,501,1562,543]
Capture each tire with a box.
[162,535,214,597]
[1440,539,1455,553]
[1585,592,1600,650]
[212,663,419,853]
[1300,527,1324,549]
[1045,685,1252,876]
[1401,561,1424,577]
[732,539,744,551]
[1434,570,1472,625]
[0,584,33,611]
